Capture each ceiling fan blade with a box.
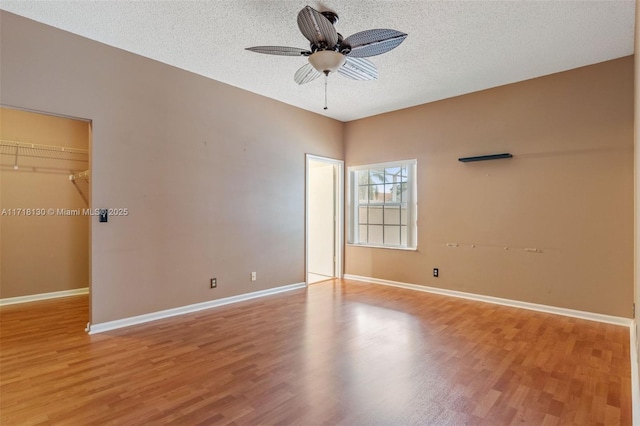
[297,6,338,49]
[344,29,407,58]
[294,63,322,85]
[338,57,378,81]
[246,46,312,57]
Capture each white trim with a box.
[0,287,88,306]
[0,103,92,123]
[348,159,417,171]
[305,154,344,285]
[631,320,640,425]
[344,274,632,326]
[88,282,306,334]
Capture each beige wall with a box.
[0,12,343,324]
[345,57,634,318]
[0,108,90,298]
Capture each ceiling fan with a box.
[246,5,408,110]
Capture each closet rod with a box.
[0,139,88,155]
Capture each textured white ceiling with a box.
[0,1,635,122]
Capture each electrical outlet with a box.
[210,278,217,288]
[433,268,439,278]
[251,272,256,281]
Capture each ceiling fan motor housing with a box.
[320,11,339,25]
[311,39,350,54]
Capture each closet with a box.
[0,107,90,301]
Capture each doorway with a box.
[0,107,91,324]
[306,154,343,284]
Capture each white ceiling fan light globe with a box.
[308,50,346,74]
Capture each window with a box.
[348,159,417,249]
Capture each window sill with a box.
[346,243,418,252]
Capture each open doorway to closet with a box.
[0,107,91,316]
[305,154,343,285]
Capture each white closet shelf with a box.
[1,139,88,154]
[1,139,88,162]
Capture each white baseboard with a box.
[631,320,640,425]
[0,287,88,306]
[88,282,306,334]
[343,274,632,326]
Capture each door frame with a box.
[0,104,93,327]
[305,154,344,285]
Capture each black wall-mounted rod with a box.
[458,153,513,163]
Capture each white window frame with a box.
[347,159,417,250]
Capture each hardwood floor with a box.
[0,279,632,425]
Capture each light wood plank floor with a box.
[0,279,632,425]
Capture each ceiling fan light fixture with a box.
[308,50,346,74]
[245,5,408,110]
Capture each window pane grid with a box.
[351,161,416,248]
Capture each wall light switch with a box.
[99,209,108,223]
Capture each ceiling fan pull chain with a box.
[324,72,328,110]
